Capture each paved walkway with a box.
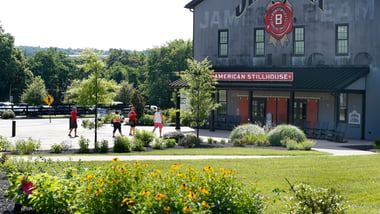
[1,118,377,161]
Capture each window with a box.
[294,100,307,120]
[217,90,227,115]
[339,93,348,122]
[252,98,266,123]
[254,28,265,56]
[218,30,228,57]
[336,24,348,55]
[293,27,304,56]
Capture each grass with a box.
[50,154,379,213]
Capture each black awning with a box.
[212,66,369,91]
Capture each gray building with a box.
[184,0,379,140]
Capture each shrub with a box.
[100,140,109,153]
[374,137,380,149]
[132,139,146,151]
[137,114,153,125]
[0,135,11,152]
[78,136,90,153]
[14,137,41,155]
[113,136,132,153]
[1,110,15,119]
[232,138,245,147]
[152,138,164,149]
[180,133,198,148]
[287,182,349,213]
[301,140,316,150]
[207,137,213,144]
[282,137,316,150]
[266,125,306,146]
[285,139,300,150]
[163,131,185,145]
[81,119,103,130]
[101,112,117,123]
[50,143,62,153]
[134,129,154,147]
[229,124,265,140]
[220,139,226,145]
[60,140,72,151]
[164,138,177,148]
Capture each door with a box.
[240,97,249,124]
[307,99,318,128]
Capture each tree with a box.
[0,24,33,103]
[114,81,135,105]
[130,90,145,119]
[65,49,119,144]
[27,48,80,104]
[180,58,220,140]
[20,76,48,106]
[142,39,192,109]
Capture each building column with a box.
[288,91,295,125]
[335,92,341,128]
[175,89,181,130]
[248,90,253,123]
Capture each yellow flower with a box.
[113,157,120,163]
[141,190,151,196]
[101,178,107,182]
[132,174,137,178]
[228,170,234,174]
[155,193,168,200]
[163,206,171,211]
[156,169,162,173]
[95,189,103,195]
[198,187,209,194]
[203,166,214,172]
[137,167,142,170]
[99,181,104,186]
[201,201,210,209]
[169,170,175,174]
[219,167,225,171]
[85,187,91,192]
[122,198,134,205]
[120,167,127,172]
[112,180,121,184]
[188,191,196,199]
[133,162,140,166]
[171,164,179,170]
[177,173,184,177]
[150,173,157,177]
[186,168,194,171]
[143,163,149,167]
[181,184,191,191]
[183,206,192,212]
[112,165,119,169]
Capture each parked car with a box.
[145,105,158,111]
[0,102,13,113]
[97,108,109,120]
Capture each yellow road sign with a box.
[44,94,54,106]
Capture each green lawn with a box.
[78,154,380,213]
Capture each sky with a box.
[0,0,193,51]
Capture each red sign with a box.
[212,72,294,81]
[264,2,293,40]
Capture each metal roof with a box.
[185,0,204,9]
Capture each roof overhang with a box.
[185,0,204,9]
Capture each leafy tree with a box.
[27,48,81,104]
[141,39,192,109]
[0,24,33,103]
[20,76,48,106]
[180,58,219,140]
[130,90,145,119]
[114,81,135,106]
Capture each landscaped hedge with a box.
[229,124,265,140]
[266,125,306,146]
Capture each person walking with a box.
[152,107,164,137]
[68,107,78,137]
[112,111,123,137]
[128,107,137,136]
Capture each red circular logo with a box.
[264,2,293,40]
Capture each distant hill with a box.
[18,46,110,57]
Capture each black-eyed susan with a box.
[143,163,149,167]
[141,190,151,196]
[171,164,179,170]
[85,187,91,192]
[112,180,121,184]
[156,169,162,173]
[113,157,120,163]
[120,167,127,172]
[198,187,209,194]
[183,206,192,212]
[180,184,191,191]
[186,168,194,171]
[95,189,103,195]
[169,170,175,174]
[188,191,197,199]
[155,193,168,200]
[122,197,134,205]
[163,206,171,211]
[149,173,157,177]
[133,162,140,166]
[203,166,214,172]
[201,201,210,209]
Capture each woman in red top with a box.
[68,107,78,137]
[128,107,137,136]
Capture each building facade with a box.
[184,0,380,140]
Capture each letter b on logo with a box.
[275,14,282,25]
